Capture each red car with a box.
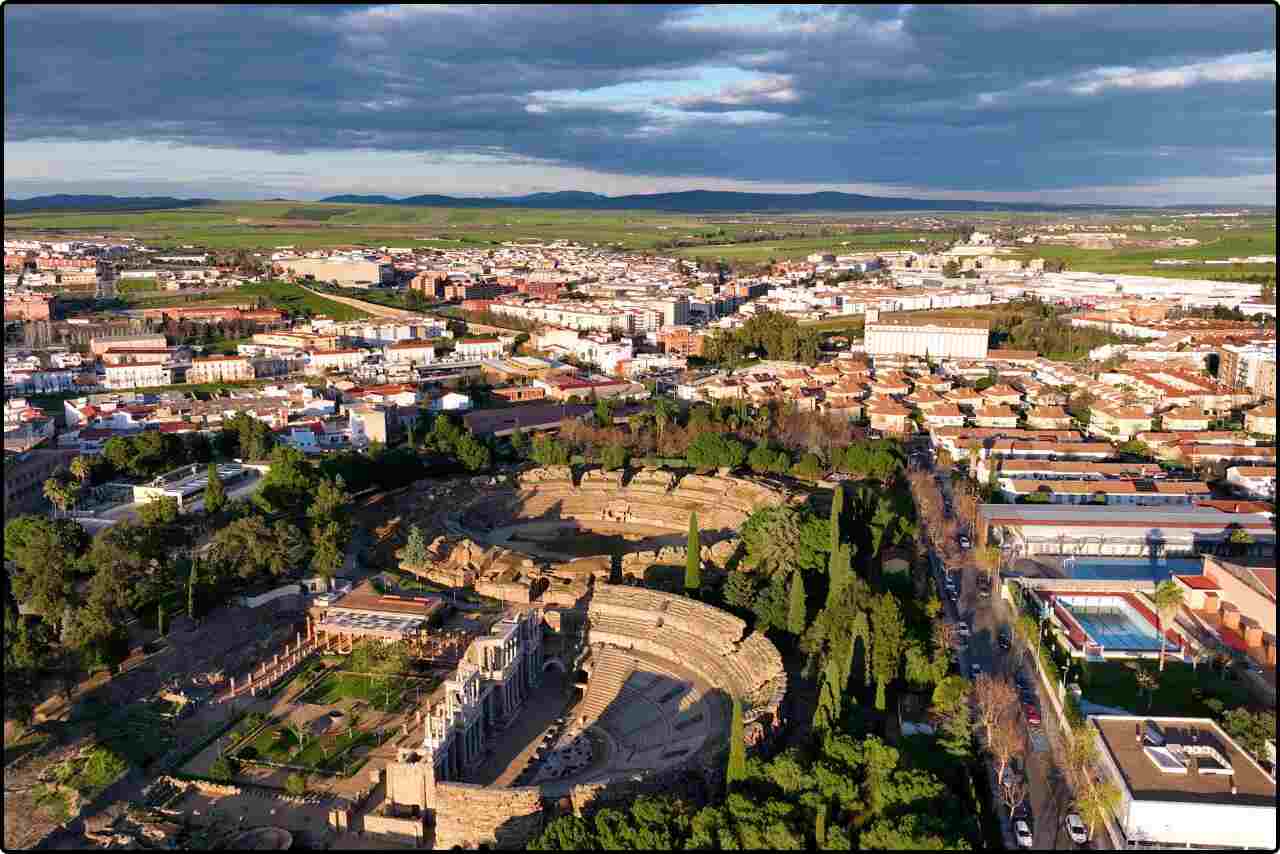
[1024,704,1041,727]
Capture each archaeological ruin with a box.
[361,466,791,848]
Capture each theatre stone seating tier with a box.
[578,645,719,765]
[586,584,787,723]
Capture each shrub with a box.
[285,772,307,796]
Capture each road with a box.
[927,463,1090,851]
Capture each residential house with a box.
[1024,406,1073,430]
[1089,404,1154,441]
[974,405,1019,429]
[1244,403,1276,437]
[1161,406,1212,432]
[1225,466,1275,501]
[187,355,254,384]
[867,398,912,435]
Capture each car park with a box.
[1014,820,1034,848]
[1065,814,1088,844]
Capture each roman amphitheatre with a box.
[363,464,793,848]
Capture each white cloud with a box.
[1069,51,1275,96]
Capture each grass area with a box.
[117,278,163,293]
[1021,225,1276,278]
[4,201,945,253]
[671,231,931,262]
[298,671,414,712]
[25,378,309,413]
[124,278,371,320]
[235,718,379,774]
[1080,660,1255,717]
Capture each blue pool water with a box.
[1058,595,1166,652]
[1062,556,1204,584]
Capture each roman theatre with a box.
[372,465,792,848]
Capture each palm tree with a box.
[43,474,79,517]
[1151,580,1185,672]
[1134,664,1159,711]
[69,455,93,486]
[651,397,678,445]
[1078,778,1122,842]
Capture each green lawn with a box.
[236,719,379,774]
[1080,660,1255,717]
[298,671,416,712]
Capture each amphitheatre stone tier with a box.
[586,584,787,718]
[457,466,792,546]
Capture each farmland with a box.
[5,200,955,253]
[123,279,372,320]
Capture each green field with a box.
[671,231,931,262]
[123,278,371,319]
[1020,224,1276,279]
[4,200,945,253]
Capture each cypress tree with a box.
[204,462,227,515]
[157,601,165,636]
[187,559,198,621]
[727,694,747,788]
[685,511,701,596]
[787,570,807,635]
[826,542,852,609]
[830,482,845,554]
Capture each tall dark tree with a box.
[727,695,747,789]
[685,511,702,596]
[787,570,807,635]
[204,462,227,515]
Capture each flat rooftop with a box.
[323,581,447,619]
[1093,716,1276,807]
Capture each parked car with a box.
[1014,673,1029,690]
[957,621,971,636]
[1065,814,1088,844]
[1024,704,1041,727]
[970,662,981,679]
[959,534,971,549]
[1021,689,1037,705]
[1014,820,1034,848]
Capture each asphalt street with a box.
[927,463,1097,851]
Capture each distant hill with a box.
[316,189,1139,213]
[4,194,213,214]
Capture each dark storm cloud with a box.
[4,4,1275,192]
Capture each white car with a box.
[1014,820,1034,848]
[1065,814,1088,844]
[956,621,971,638]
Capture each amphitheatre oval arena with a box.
[376,466,792,848]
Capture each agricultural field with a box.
[123,278,371,320]
[1018,222,1276,279]
[6,200,950,253]
[670,231,932,263]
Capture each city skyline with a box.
[3,4,1277,205]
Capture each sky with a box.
[3,4,1276,205]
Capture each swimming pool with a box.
[1062,556,1204,584]
[1057,594,1168,653]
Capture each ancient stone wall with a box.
[431,783,544,850]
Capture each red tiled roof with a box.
[1175,574,1220,591]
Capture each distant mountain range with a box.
[4,191,1271,215]
[318,189,1133,213]
[4,194,212,213]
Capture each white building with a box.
[1225,466,1276,501]
[103,363,172,390]
[304,348,370,376]
[1090,716,1276,850]
[864,316,990,360]
[384,341,436,367]
[454,338,505,360]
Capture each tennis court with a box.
[1057,595,1167,652]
